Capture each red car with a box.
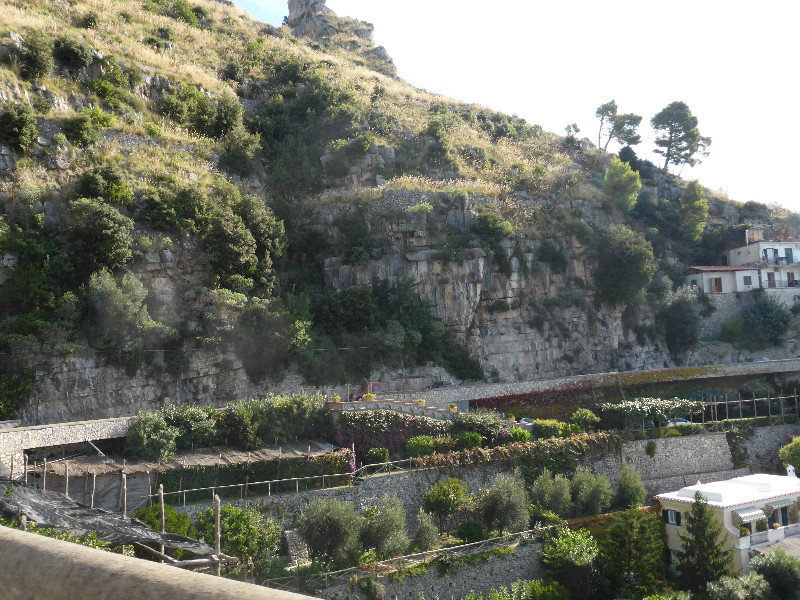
[349,382,389,400]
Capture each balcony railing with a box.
[750,530,769,544]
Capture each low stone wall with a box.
[0,525,317,600]
[332,399,459,421]
[320,543,544,600]
[0,417,133,479]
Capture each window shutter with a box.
[662,510,669,524]
[676,511,682,526]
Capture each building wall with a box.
[659,498,748,571]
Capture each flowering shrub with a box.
[336,410,448,458]
[599,397,703,429]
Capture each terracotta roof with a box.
[686,266,758,272]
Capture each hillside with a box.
[0,0,798,424]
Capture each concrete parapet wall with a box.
[0,416,133,479]
[0,525,319,600]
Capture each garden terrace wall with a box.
[320,542,544,600]
[433,358,800,414]
[173,429,782,523]
[33,441,349,512]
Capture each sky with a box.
[236,0,800,211]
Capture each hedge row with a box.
[412,432,622,475]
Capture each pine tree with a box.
[651,101,711,172]
[677,492,733,593]
[600,509,666,597]
[678,181,708,245]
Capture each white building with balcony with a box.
[684,239,800,304]
[657,471,800,572]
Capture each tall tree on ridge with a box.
[595,100,617,149]
[651,101,711,172]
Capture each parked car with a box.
[789,280,800,288]
[519,418,534,425]
[430,380,456,389]
[349,382,389,401]
[666,418,692,427]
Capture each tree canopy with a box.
[651,101,711,172]
[594,225,656,304]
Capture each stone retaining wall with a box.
[320,543,544,600]
[177,431,750,524]
[0,417,133,479]
[743,424,799,472]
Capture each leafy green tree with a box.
[411,510,439,551]
[657,287,700,356]
[530,468,572,517]
[611,113,642,147]
[678,181,709,245]
[707,573,770,600]
[603,156,642,212]
[220,126,261,174]
[595,100,618,149]
[361,495,409,559]
[570,465,612,516]
[202,208,258,291]
[676,491,733,593]
[85,270,176,372]
[651,101,711,172]
[615,464,646,508]
[751,549,800,600]
[779,438,800,473]
[0,102,38,150]
[478,473,529,533]
[741,290,791,348]
[541,527,599,600]
[600,509,666,597]
[197,505,280,568]
[422,477,467,531]
[298,499,364,567]
[569,408,600,431]
[595,225,656,305]
[63,198,134,280]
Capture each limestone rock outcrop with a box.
[286,0,396,77]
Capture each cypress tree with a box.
[677,492,733,593]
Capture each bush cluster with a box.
[124,393,331,459]
[0,102,38,150]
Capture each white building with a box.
[685,266,761,294]
[657,471,800,572]
[684,238,800,304]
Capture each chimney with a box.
[788,465,797,478]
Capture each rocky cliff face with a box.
[286,0,396,77]
[320,190,672,382]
